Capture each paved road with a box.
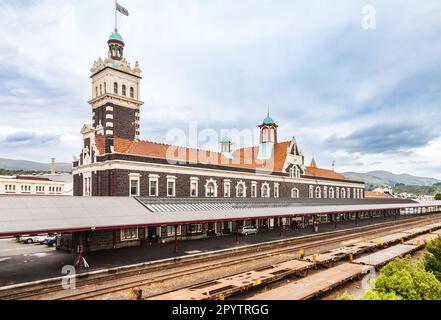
[0,214,424,287]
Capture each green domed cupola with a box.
[107,29,125,61]
[258,110,278,145]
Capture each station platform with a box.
[0,214,410,287]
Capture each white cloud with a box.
[0,0,440,179]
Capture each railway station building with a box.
[72,29,366,201]
[3,29,440,255]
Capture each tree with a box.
[354,256,441,300]
[423,237,441,282]
[435,193,441,201]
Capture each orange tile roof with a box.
[94,135,291,173]
[94,135,349,182]
[304,159,347,181]
[365,191,394,199]
[304,166,347,181]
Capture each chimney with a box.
[51,158,56,175]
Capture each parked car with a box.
[238,226,258,236]
[44,235,57,247]
[20,235,46,244]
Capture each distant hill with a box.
[343,170,440,188]
[0,158,72,173]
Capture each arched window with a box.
[341,188,346,199]
[336,187,340,199]
[261,183,270,198]
[323,186,328,199]
[95,86,98,97]
[114,82,118,94]
[99,84,102,95]
[315,187,322,199]
[122,84,127,96]
[309,186,314,198]
[329,187,335,199]
[291,188,299,199]
[236,181,246,198]
[104,82,107,93]
[295,167,301,178]
[130,87,134,98]
[205,179,218,198]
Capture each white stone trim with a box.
[166,176,176,197]
[129,173,140,197]
[251,181,258,198]
[274,183,280,198]
[73,159,365,189]
[224,180,231,198]
[291,188,300,199]
[205,178,218,198]
[261,182,271,198]
[149,175,159,197]
[236,180,247,198]
[190,177,199,198]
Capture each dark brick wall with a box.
[86,168,360,199]
[73,174,83,197]
[93,103,137,140]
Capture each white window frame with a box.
[167,176,177,197]
[205,178,218,198]
[236,181,247,198]
[309,186,314,199]
[251,182,258,198]
[329,187,335,199]
[120,228,139,241]
[323,186,328,199]
[190,177,199,198]
[274,183,280,198]
[149,174,160,197]
[83,173,92,197]
[341,188,346,199]
[129,173,141,197]
[261,183,271,198]
[224,180,231,198]
[189,224,203,234]
[165,225,182,237]
[315,187,322,199]
[291,188,299,199]
[295,167,301,178]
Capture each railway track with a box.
[1,214,440,300]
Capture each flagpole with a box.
[115,0,118,31]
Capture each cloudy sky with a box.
[0,0,440,178]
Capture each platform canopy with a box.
[0,196,440,236]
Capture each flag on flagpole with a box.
[116,2,129,16]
